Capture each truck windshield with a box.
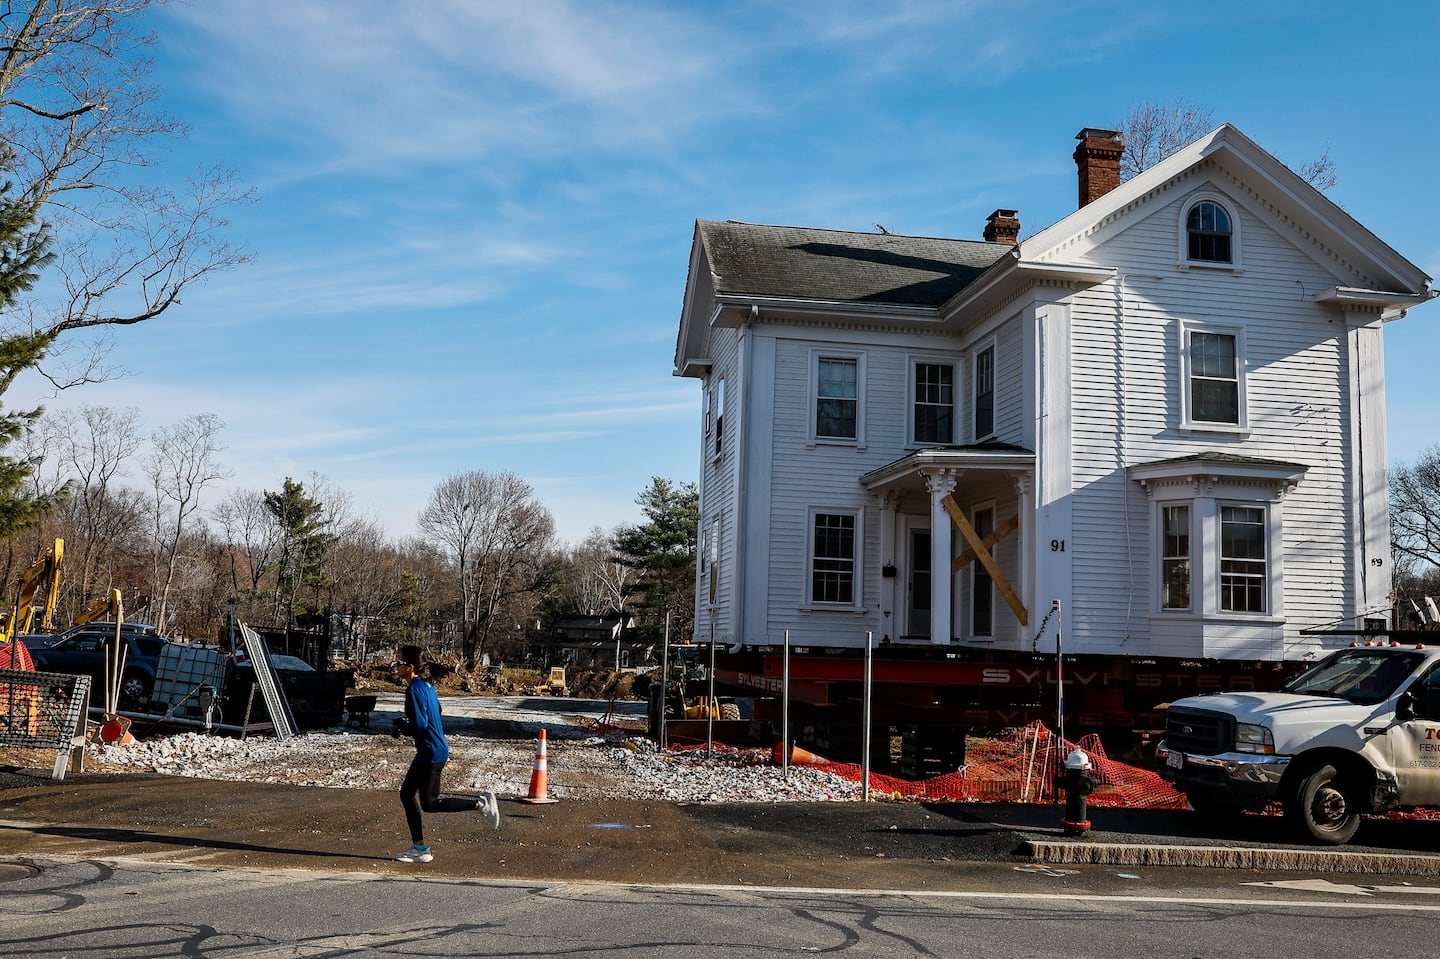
[1284,649,1423,705]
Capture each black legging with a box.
[400,755,477,843]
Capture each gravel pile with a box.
[85,725,863,804]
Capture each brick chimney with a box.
[983,208,1020,245]
[1073,128,1124,207]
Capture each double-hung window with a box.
[973,345,995,439]
[815,356,859,441]
[712,378,725,458]
[1161,504,1191,610]
[811,512,857,605]
[1182,323,1246,430]
[971,506,994,636]
[1220,505,1266,613]
[913,361,954,445]
[707,515,720,604]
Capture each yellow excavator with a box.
[0,538,64,644]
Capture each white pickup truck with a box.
[1156,642,1440,844]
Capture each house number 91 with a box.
[1051,539,1065,552]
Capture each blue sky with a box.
[16,0,1440,544]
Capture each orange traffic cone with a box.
[772,742,828,766]
[521,728,559,804]
[99,716,134,746]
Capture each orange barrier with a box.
[520,728,559,804]
[673,721,1192,810]
[772,743,829,766]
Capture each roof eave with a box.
[1313,286,1439,314]
[937,255,1115,321]
[860,447,1036,489]
[712,293,940,326]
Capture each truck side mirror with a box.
[1401,685,1440,722]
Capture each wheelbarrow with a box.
[344,695,377,728]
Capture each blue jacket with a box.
[401,676,449,763]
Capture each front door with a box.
[906,528,931,638]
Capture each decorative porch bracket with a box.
[941,495,1029,626]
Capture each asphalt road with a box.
[10,758,1440,956]
[8,853,1440,959]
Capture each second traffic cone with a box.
[772,742,828,766]
[521,728,559,804]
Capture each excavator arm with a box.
[3,539,63,643]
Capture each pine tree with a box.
[264,478,333,623]
[611,477,698,642]
[0,151,65,538]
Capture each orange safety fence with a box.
[0,640,40,738]
[669,720,1191,809]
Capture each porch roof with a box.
[859,442,1035,492]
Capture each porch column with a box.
[927,470,959,645]
[877,490,897,643]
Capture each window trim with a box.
[804,507,864,609]
[808,350,865,447]
[1177,192,1243,272]
[972,340,997,441]
[1135,459,1303,624]
[908,356,958,447]
[1179,320,1249,434]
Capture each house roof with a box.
[1023,124,1433,300]
[696,220,1013,307]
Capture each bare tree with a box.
[570,525,634,615]
[418,470,555,664]
[1393,446,1440,575]
[142,412,229,628]
[1118,96,1336,190]
[41,405,144,601]
[0,1,252,393]
[212,488,278,594]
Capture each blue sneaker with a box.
[395,845,432,863]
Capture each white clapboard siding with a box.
[1064,180,1357,655]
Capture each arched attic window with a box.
[1186,200,1233,263]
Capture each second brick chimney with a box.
[1073,128,1124,207]
[983,208,1020,245]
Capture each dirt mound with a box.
[338,656,649,701]
[566,670,641,700]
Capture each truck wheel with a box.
[1287,763,1361,845]
[120,673,151,709]
[720,702,741,721]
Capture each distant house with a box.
[549,613,648,669]
[673,125,1435,662]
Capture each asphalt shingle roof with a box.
[698,220,1013,307]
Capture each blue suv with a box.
[24,623,170,709]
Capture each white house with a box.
[673,125,1435,664]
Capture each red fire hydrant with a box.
[1057,747,1096,837]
